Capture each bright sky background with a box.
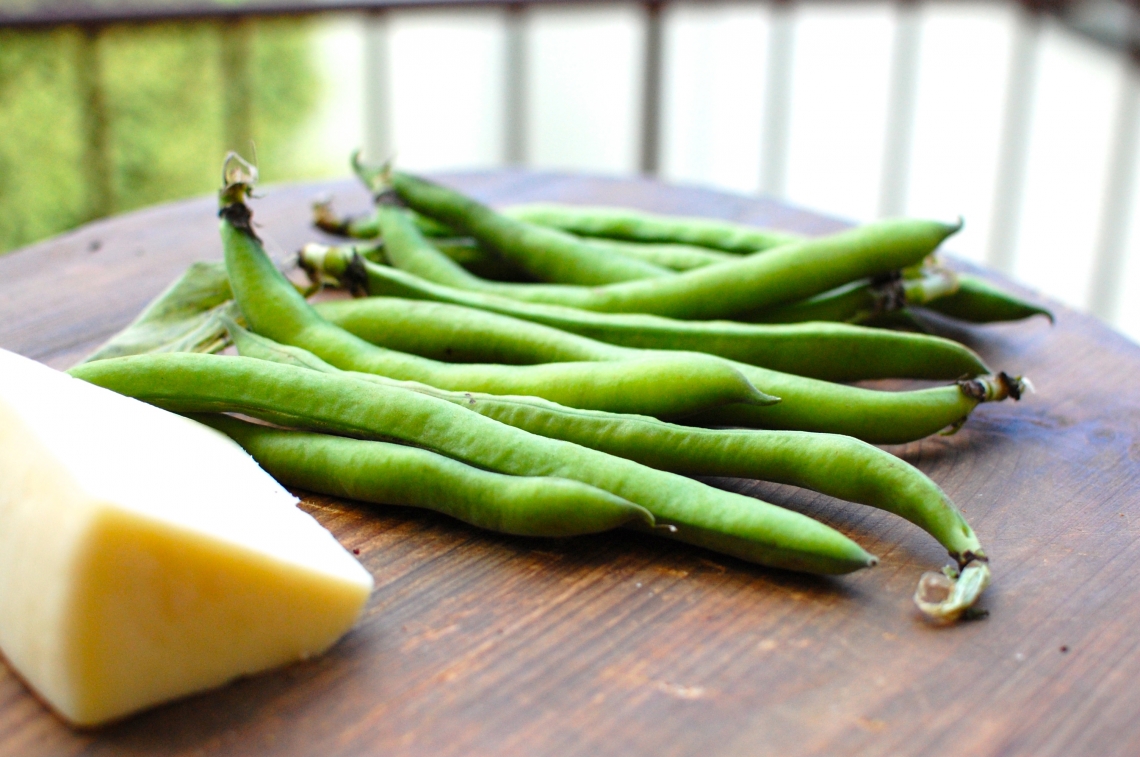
[298,0,1140,342]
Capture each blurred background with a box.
[2,0,1139,338]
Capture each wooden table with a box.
[1,171,1137,757]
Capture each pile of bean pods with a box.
[71,153,1052,624]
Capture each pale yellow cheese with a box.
[0,349,374,726]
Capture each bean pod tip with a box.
[350,150,398,204]
[958,372,1032,403]
[913,559,991,624]
[311,196,348,235]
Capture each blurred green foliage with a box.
[0,17,319,253]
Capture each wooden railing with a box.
[3,0,1140,324]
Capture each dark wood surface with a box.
[1,171,1137,757]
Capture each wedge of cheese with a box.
[0,349,373,726]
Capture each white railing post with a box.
[363,8,392,163]
[640,1,665,176]
[1088,54,1140,322]
[76,24,113,221]
[219,17,254,157]
[761,0,795,198]
[879,0,922,218]
[504,3,528,166]
[987,2,1043,273]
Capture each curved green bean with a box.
[372,203,609,300]
[194,413,654,537]
[219,162,775,417]
[690,370,1024,444]
[359,161,673,285]
[69,353,876,575]
[315,296,607,365]
[228,324,987,569]
[230,327,993,619]
[501,202,805,253]
[383,174,962,317]
[374,206,739,296]
[307,289,1019,444]
[317,198,727,273]
[303,246,991,383]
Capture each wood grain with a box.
[1,171,1136,757]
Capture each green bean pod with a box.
[431,236,728,274]
[581,237,737,270]
[307,289,1018,445]
[691,369,1025,444]
[69,353,876,575]
[380,177,962,318]
[315,296,608,365]
[82,260,236,362]
[228,324,987,569]
[303,246,992,383]
[372,203,613,300]
[373,206,739,295]
[361,163,673,285]
[434,236,730,274]
[193,413,654,537]
[919,274,1054,323]
[501,202,805,253]
[219,163,775,417]
[340,204,733,274]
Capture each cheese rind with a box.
[0,349,373,726]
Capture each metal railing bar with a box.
[503,3,528,164]
[0,1,611,29]
[75,25,114,222]
[219,17,255,156]
[362,9,392,162]
[760,0,794,197]
[1057,0,1140,55]
[986,2,1043,272]
[1087,52,1140,321]
[639,0,664,176]
[878,0,921,218]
